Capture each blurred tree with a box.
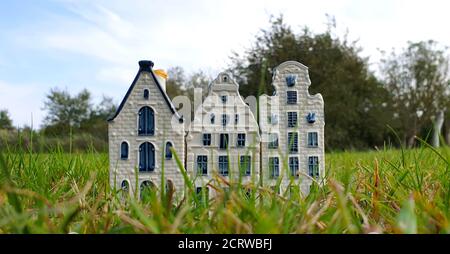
[228,15,392,150]
[185,70,211,100]
[166,66,188,99]
[0,109,14,130]
[381,40,450,147]
[42,88,92,136]
[80,95,117,140]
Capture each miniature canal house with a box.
[186,72,261,195]
[108,60,185,198]
[259,61,325,195]
[109,60,324,198]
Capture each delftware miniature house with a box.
[108,60,186,198]
[186,72,261,194]
[259,61,325,195]
[108,60,324,199]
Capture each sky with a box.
[0,0,449,128]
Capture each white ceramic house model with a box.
[186,72,261,194]
[108,60,324,198]
[108,60,185,197]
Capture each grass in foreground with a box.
[0,143,449,233]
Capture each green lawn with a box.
[0,144,449,233]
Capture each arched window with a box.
[165,142,173,160]
[121,180,130,193]
[166,179,175,194]
[138,106,154,135]
[120,142,129,160]
[143,89,149,99]
[139,142,155,172]
[210,113,215,124]
[140,180,155,201]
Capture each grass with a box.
[0,142,449,234]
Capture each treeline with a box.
[1,15,449,152]
[0,88,117,152]
[228,16,450,150]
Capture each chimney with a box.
[154,69,168,91]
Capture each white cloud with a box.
[0,80,46,128]
[2,0,450,127]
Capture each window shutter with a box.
[149,109,154,134]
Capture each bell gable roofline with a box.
[107,60,183,123]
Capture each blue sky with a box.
[0,0,449,128]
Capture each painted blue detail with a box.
[237,133,246,147]
[289,157,299,178]
[121,180,129,191]
[288,132,298,153]
[308,132,318,147]
[287,112,297,127]
[219,134,228,149]
[221,95,227,104]
[196,155,208,175]
[202,133,211,146]
[287,91,297,104]
[269,157,279,178]
[165,142,173,160]
[138,106,154,135]
[218,156,229,176]
[139,142,155,172]
[306,112,316,123]
[120,142,129,159]
[286,75,297,87]
[221,114,228,126]
[308,156,319,178]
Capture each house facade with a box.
[259,61,325,195]
[109,60,324,199]
[108,60,185,199]
[186,73,261,195]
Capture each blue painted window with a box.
[240,156,251,176]
[218,156,229,176]
[120,142,128,160]
[286,75,297,87]
[289,157,299,178]
[269,157,279,178]
[288,132,298,153]
[210,114,215,124]
[268,133,278,149]
[121,180,129,192]
[196,186,209,203]
[306,112,316,123]
[221,95,227,104]
[203,133,211,146]
[138,106,154,136]
[222,114,228,126]
[140,180,155,200]
[308,132,318,147]
[165,142,173,160]
[139,142,155,172]
[287,91,297,104]
[308,156,319,178]
[219,134,228,149]
[237,133,246,147]
[143,89,149,99]
[235,114,239,124]
[287,112,298,127]
[196,155,208,175]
